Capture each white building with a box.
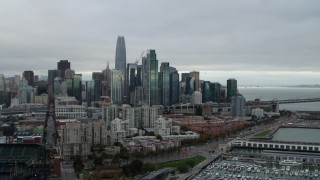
[110,118,129,143]
[60,122,91,160]
[55,105,86,119]
[34,93,48,105]
[252,108,264,119]
[154,116,172,136]
[191,90,202,104]
[83,121,110,146]
[122,105,159,129]
[102,104,118,126]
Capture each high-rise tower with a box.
[143,50,159,106]
[115,36,126,101]
[227,78,237,102]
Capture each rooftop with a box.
[272,127,320,144]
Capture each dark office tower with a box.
[143,50,159,105]
[202,81,211,103]
[65,69,75,79]
[227,78,238,102]
[57,60,71,79]
[160,62,170,106]
[66,78,73,96]
[170,70,180,105]
[37,80,48,95]
[92,72,104,81]
[127,63,136,103]
[48,70,61,86]
[0,91,11,108]
[73,74,82,103]
[181,73,190,83]
[136,65,142,87]
[23,71,34,86]
[185,76,195,95]
[211,82,221,103]
[115,36,126,99]
[86,80,101,107]
[34,75,39,85]
[190,71,200,91]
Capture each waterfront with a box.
[239,87,320,111]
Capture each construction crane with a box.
[135,51,144,72]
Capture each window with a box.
[297,146,301,150]
[275,145,279,149]
[309,147,313,151]
[270,144,274,148]
[286,145,290,150]
[292,146,296,150]
[315,147,319,151]
[264,144,268,148]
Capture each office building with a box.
[0,91,11,107]
[23,71,34,86]
[48,70,61,86]
[86,80,101,107]
[211,82,221,103]
[202,81,211,103]
[170,70,180,105]
[111,69,122,105]
[160,62,170,106]
[143,50,159,105]
[92,72,104,81]
[57,60,70,79]
[191,91,202,104]
[185,76,195,95]
[154,116,172,136]
[127,63,136,104]
[73,74,82,103]
[111,118,129,143]
[115,36,126,99]
[64,69,75,79]
[19,85,34,104]
[0,74,5,92]
[231,95,246,117]
[227,78,237,102]
[190,71,200,91]
[102,104,119,126]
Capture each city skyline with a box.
[0,1,320,86]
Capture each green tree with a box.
[73,156,84,178]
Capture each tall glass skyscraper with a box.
[211,82,221,103]
[143,50,159,105]
[160,62,170,106]
[111,69,122,105]
[73,74,82,103]
[201,81,211,103]
[227,78,237,102]
[86,80,101,107]
[170,70,179,105]
[115,36,126,100]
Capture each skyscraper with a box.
[86,80,101,107]
[211,82,221,103]
[160,62,170,106]
[227,78,238,102]
[231,95,246,117]
[170,69,180,105]
[126,63,136,104]
[190,71,200,91]
[73,74,82,103]
[201,81,211,103]
[143,50,159,106]
[115,36,126,100]
[23,70,34,86]
[57,60,71,79]
[0,74,5,92]
[111,69,122,105]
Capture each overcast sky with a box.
[0,0,320,86]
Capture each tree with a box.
[156,134,162,140]
[73,156,84,178]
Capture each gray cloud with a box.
[0,0,320,85]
